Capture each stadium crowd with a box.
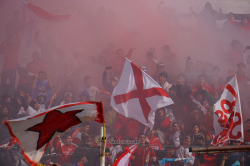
[1,1,250,166]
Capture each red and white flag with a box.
[111,59,173,129]
[113,144,137,166]
[211,76,244,146]
[4,101,104,166]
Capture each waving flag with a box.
[111,58,173,129]
[113,145,137,166]
[4,102,104,166]
[211,76,244,146]
[23,0,70,22]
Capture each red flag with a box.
[113,145,137,166]
[4,101,104,166]
[25,2,70,22]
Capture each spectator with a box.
[154,108,172,133]
[142,51,157,76]
[111,114,142,139]
[0,32,21,90]
[164,145,178,166]
[16,67,30,91]
[188,124,205,146]
[133,133,157,166]
[176,73,191,100]
[102,66,118,94]
[223,12,238,32]
[238,18,250,34]
[25,51,50,75]
[72,153,87,166]
[112,48,135,76]
[60,92,73,105]
[165,122,184,146]
[236,63,249,86]
[57,81,75,103]
[185,106,205,134]
[226,39,244,66]
[5,10,22,38]
[244,119,250,145]
[147,128,162,150]
[10,91,22,118]
[152,62,165,81]
[160,45,179,77]
[191,75,214,94]
[184,58,198,86]
[54,134,78,165]
[173,131,195,166]
[159,72,172,92]
[77,76,100,101]
[79,90,90,102]
[95,148,112,166]
[73,122,90,145]
[31,71,53,103]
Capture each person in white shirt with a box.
[76,76,100,101]
[173,131,195,166]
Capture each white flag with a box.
[211,76,244,146]
[111,58,173,129]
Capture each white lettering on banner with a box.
[212,77,243,146]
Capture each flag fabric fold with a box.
[160,158,190,165]
[113,145,137,166]
[4,101,104,166]
[111,58,173,129]
[211,76,244,146]
[23,1,70,22]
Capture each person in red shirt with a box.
[191,75,214,95]
[223,12,238,32]
[53,134,78,165]
[0,32,21,90]
[244,119,250,145]
[154,107,172,133]
[147,128,162,150]
[164,145,177,166]
[133,133,157,166]
[112,48,135,76]
[111,114,142,138]
[238,18,250,35]
[25,51,50,74]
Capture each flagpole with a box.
[100,101,106,166]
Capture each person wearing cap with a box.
[76,76,100,101]
[142,51,157,76]
[173,131,195,166]
[158,72,172,92]
[102,66,118,94]
[32,71,53,103]
[25,51,50,75]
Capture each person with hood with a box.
[102,66,118,94]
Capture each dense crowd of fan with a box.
[1,1,250,166]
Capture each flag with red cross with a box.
[111,58,174,129]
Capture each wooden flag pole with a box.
[100,101,106,166]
